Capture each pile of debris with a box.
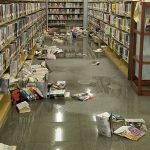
[36,45,64,60]
[48,81,70,98]
[71,89,93,101]
[96,112,147,141]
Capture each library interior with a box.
[0,0,150,150]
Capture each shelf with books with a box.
[48,1,83,3]
[88,0,131,75]
[48,19,83,21]
[48,13,83,15]
[0,10,46,51]
[49,7,83,9]
[0,8,45,27]
[47,0,83,28]
[0,3,45,26]
[0,0,46,128]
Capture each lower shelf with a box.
[104,48,128,77]
[0,97,11,128]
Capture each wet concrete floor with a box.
[0,37,150,150]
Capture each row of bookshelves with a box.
[0,18,45,76]
[47,0,83,28]
[88,0,130,3]
[48,15,83,20]
[89,17,130,48]
[88,10,130,33]
[89,21,128,63]
[48,8,83,14]
[49,7,83,9]
[48,2,83,7]
[88,1,131,17]
[0,10,45,51]
[48,0,83,2]
[0,3,45,25]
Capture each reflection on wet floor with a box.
[44,37,105,59]
[1,37,150,150]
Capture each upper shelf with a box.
[48,1,83,2]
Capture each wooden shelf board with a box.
[0,99,11,128]
[0,94,4,102]
[104,48,128,77]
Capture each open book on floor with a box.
[0,143,16,150]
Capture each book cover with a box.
[114,126,145,141]
[16,101,31,113]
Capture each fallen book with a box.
[111,112,125,123]
[0,143,16,150]
[125,119,147,131]
[114,126,145,141]
[50,89,66,97]
[16,101,31,113]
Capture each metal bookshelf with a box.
[47,0,84,28]
[88,0,132,77]
[0,0,46,128]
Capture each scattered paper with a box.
[64,92,70,98]
[93,48,103,53]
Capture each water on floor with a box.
[0,37,150,150]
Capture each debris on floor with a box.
[93,48,103,53]
[125,119,147,131]
[96,112,112,137]
[0,143,16,150]
[95,112,147,141]
[48,81,67,98]
[114,126,145,141]
[92,61,100,66]
[36,45,64,60]
[16,101,31,113]
[71,89,93,101]
[111,112,125,123]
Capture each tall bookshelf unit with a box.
[0,0,46,127]
[47,0,84,28]
[88,0,131,77]
[130,2,150,95]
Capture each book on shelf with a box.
[10,59,18,77]
[0,77,9,94]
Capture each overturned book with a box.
[16,101,31,113]
[114,126,145,141]
[0,143,16,150]
[125,119,147,131]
